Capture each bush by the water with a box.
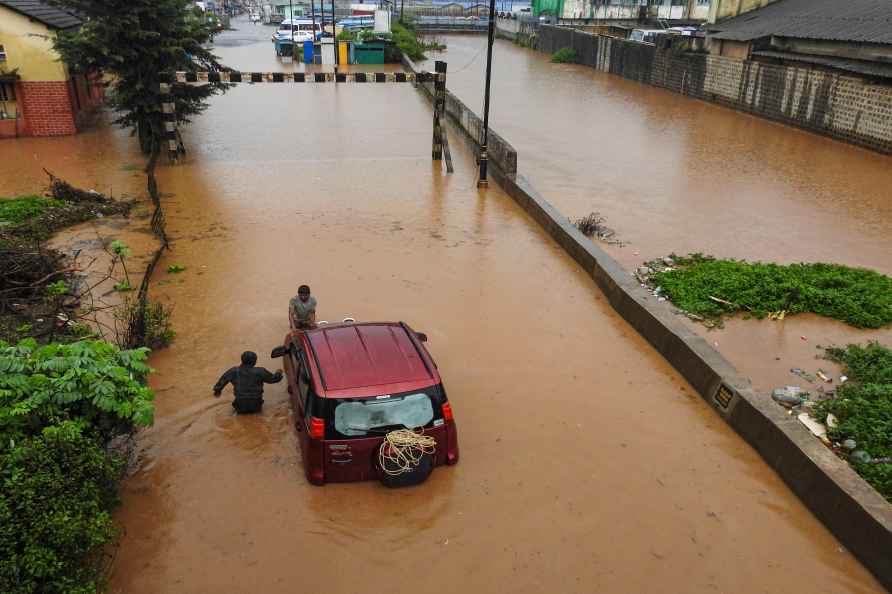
[551,47,577,63]
[651,254,892,329]
[391,21,426,61]
[0,338,155,593]
[0,422,125,594]
[814,342,892,502]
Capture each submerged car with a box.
[272,321,459,486]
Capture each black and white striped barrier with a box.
[161,63,450,167]
[174,70,443,84]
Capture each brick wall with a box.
[538,25,892,154]
[18,80,77,137]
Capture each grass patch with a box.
[391,21,427,61]
[551,47,577,63]
[814,342,892,502]
[651,254,892,329]
[0,195,63,226]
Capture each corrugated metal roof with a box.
[753,49,892,79]
[708,0,892,45]
[0,0,81,30]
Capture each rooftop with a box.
[708,0,892,45]
[306,323,436,394]
[0,0,81,30]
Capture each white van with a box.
[272,19,322,44]
[629,29,665,44]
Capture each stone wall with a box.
[538,25,892,154]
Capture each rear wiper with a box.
[347,425,405,434]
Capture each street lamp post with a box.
[477,0,497,187]
[332,0,339,67]
[289,0,294,51]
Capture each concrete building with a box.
[707,0,892,81]
[535,0,713,23]
[0,0,104,138]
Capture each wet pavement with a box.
[419,35,892,396]
[1,19,887,594]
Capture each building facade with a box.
[0,0,104,139]
[535,0,713,22]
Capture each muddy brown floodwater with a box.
[420,36,892,400]
[1,19,885,593]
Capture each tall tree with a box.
[50,0,229,154]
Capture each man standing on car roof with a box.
[213,351,283,414]
[290,284,317,331]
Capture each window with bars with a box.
[0,83,14,102]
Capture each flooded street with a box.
[2,20,886,594]
[420,35,892,396]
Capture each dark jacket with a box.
[213,364,283,401]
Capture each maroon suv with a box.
[272,321,459,486]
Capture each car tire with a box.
[380,453,433,488]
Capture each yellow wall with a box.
[708,0,781,24]
[0,6,68,82]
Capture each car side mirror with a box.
[415,332,428,342]
[271,345,288,358]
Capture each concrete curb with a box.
[403,55,892,590]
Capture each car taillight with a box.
[441,402,454,422]
[309,417,325,439]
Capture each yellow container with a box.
[338,41,349,65]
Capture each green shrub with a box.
[0,338,155,444]
[551,47,577,63]
[0,421,124,594]
[651,254,892,329]
[391,21,426,61]
[814,342,892,501]
[0,196,62,225]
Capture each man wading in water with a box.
[213,351,283,413]
[290,284,317,331]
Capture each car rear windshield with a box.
[330,390,440,438]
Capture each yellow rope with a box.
[379,429,437,476]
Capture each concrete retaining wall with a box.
[404,56,517,176]
[403,54,892,590]
[538,25,892,154]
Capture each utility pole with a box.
[310,0,317,55]
[289,0,294,50]
[477,0,497,187]
[331,0,339,66]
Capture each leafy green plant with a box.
[0,196,62,225]
[0,421,125,594]
[551,47,577,63]
[651,254,892,329]
[109,239,133,291]
[46,280,69,296]
[166,263,186,274]
[390,22,426,61]
[118,300,175,349]
[0,338,155,444]
[337,28,356,41]
[814,342,892,501]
